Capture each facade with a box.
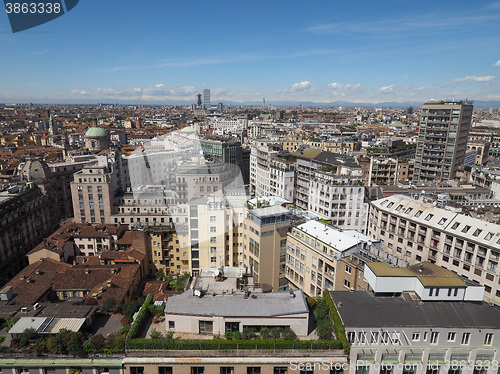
[414,101,473,182]
[331,290,500,374]
[308,172,369,233]
[0,186,59,287]
[187,194,245,276]
[368,194,500,305]
[164,268,310,338]
[71,165,115,224]
[242,205,292,291]
[250,141,295,201]
[285,220,377,297]
[293,148,362,210]
[203,89,210,109]
[200,138,250,185]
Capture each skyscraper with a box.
[203,88,210,109]
[413,100,473,183]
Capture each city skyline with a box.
[1,0,500,104]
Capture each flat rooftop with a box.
[330,291,500,329]
[366,261,466,288]
[165,289,308,318]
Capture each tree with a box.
[49,329,71,354]
[242,328,255,340]
[269,328,281,340]
[122,301,137,320]
[67,332,85,357]
[90,333,105,350]
[150,328,163,339]
[156,268,165,281]
[282,327,297,340]
[102,296,117,313]
[18,328,38,348]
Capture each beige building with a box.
[368,194,500,304]
[243,205,292,291]
[187,194,245,276]
[71,165,115,224]
[285,220,376,297]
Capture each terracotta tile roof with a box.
[4,258,71,306]
[52,263,140,304]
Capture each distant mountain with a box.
[1,98,499,109]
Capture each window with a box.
[210,216,216,222]
[430,332,439,344]
[220,368,234,374]
[273,368,288,374]
[191,368,204,374]
[461,332,470,345]
[210,237,217,243]
[425,214,434,221]
[451,222,460,229]
[414,210,423,218]
[158,368,173,374]
[130,368,144,374]
[168,321,175,329]
[461,225,471,233]
[344,279,351,288]
[210,227,217,232]
[447,332,456,342]
[484,333,493,346]
[411,332,420,341]
[345,265,352,274]
[199,321,213,334]
[247,368,261,374]
[438,218,447,225]
[473,229,482,237]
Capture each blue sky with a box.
[1,0,500,104]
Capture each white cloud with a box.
[378,85,396,93]
[155,84,164,87]
[453,75,495,82]
[493,60,500,67]
[328,82,342,89]
[292,81,311,92]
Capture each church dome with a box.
[85,126,107,138]
[19,159,51,183]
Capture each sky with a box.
[1,0,500,105]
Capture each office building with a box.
[203,88,210,109]
[414,101,473,182]
[368,194,500,305]
[243,205,292,291]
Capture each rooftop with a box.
[165,288,308,318]
[366,261,466,288]
[330,291,500,329]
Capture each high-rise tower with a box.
[414,101,473,183]
[203,89,210,109]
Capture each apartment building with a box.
[250,141,295,200]
[242,205,292,291]
[285,220,376,297]
[0,186,59,287]
[366,157,414,186]
[187,194,245,276]
[293,148,362,210]
[414,101,473,182]
[308,172,369,233]
[71,165,115,224]
[368,194,500,304]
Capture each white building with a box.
[308,172,369,233]
[164,268,309,337]
[368,194,500,305]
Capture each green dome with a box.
[180,126,195,133]
[85,126,107,137]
